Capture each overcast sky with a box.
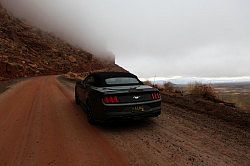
[1,0,250,78]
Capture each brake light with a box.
[151,92,161,100]
[102,96,119,104]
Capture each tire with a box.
[75,91,80,105]
[86,102,97,125]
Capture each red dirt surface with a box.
[0,76,249,166]
[0,76,128,166]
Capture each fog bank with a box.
[1,0,250,78]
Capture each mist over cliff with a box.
[1,0,250,78]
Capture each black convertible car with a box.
[75,72,161,124]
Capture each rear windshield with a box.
[105,77,140,85]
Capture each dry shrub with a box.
[163,82,175,92]
[187,82,218,100]
[143,81,183,95]
[152,82,183,95]
[162,82,183,95]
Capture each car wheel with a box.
[86,102,97,125]
[75,91,80,105]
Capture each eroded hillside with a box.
[0,4,125,81]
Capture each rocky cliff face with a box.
[0,4,126,81]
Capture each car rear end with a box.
[97,88,161,122]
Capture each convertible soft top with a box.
[91,72,137,79]
[88,72,141,87]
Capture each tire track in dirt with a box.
[12,78,44,166]
[0,77,43,165]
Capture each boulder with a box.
[67,56,77,63]
[29,63,38,68]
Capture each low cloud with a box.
[1,0,250,77]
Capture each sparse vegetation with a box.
[162,82,184,94]
[143,81,183,95]
[143,81,240,109]
[186,82,219,101]
[163,82,175,92]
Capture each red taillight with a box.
[151,92,161,100]
[151,93,155,100]
[113,96,119,103]
[102,96,119,104]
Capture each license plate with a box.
[132,106,144,112]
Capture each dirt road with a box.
[0,76,249,166]
[0,76,127,166]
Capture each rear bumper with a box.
[103,106,161,122]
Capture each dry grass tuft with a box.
[163,82,175,93]
[187,82,218,100]
[143,81,183,95]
